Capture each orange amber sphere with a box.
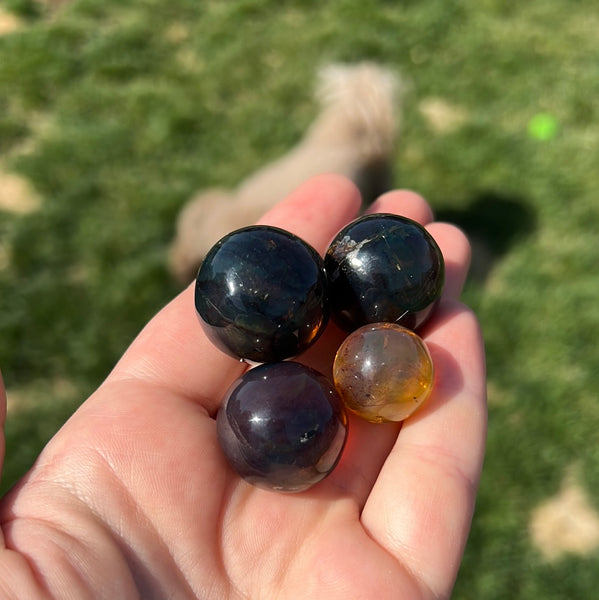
[333,323,434,423]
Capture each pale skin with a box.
[0,174,487,599]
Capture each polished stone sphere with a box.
[325,214,444,331]
[217,362,348,492]
[333,322,434,423]
[195,226,329,363]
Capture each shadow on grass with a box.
[436,192,537,284]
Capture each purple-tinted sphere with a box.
[217,362,348,492]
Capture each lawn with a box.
[1,0,599,597]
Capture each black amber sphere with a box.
[195,226,329,363]
[325,214,444,331]
[216,362,348,492]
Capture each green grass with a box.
[1,0,599,597]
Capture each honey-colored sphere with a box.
[333,323,434,423]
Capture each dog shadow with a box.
[435,192,537,284]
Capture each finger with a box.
[256,173,362,255]
[366,190,434,225]
[361,302,487,599]
[298,189,438,379]
[425,222,471,302]
[325,194,473,505]
[368,190,472,302]
[366,190,472,302]
[108,174,362,415]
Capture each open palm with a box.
[0,175,486,600]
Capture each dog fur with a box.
[168,62,402,283]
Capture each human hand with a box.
[0,174,486,599]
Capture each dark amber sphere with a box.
[217,362,348,492]
[333,322,434,423]
[325,214,444,331]
[195,226,329,363]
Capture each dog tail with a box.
[315,62,402,159]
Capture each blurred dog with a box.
[169,62,402,283]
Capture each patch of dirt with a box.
[0,170,42,214]
[530,465,599,562]
[0,8,23,35]
[6,377,79,415]
[419,97,468,134]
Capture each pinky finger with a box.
[425,222,472,302]
[361,303,487,599]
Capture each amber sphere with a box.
[325,214,444,331]
[195,226,328,363]
[333,323,434,423]
[217,362,348,492]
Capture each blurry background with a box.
[1,0,598,597]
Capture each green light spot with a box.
[528,113,559,141]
